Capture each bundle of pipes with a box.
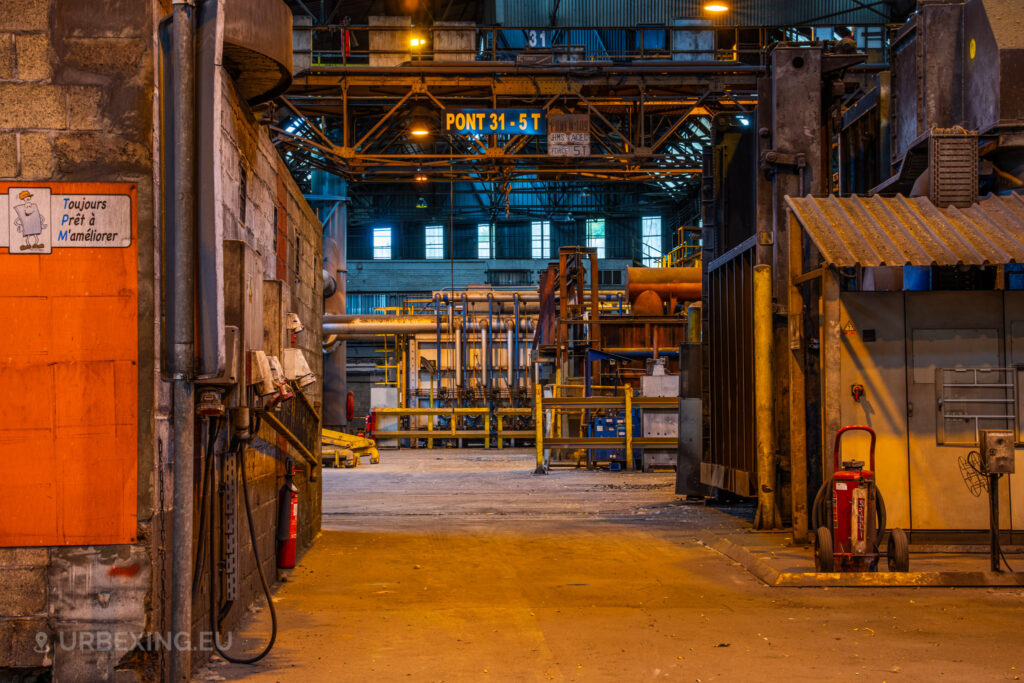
[626,267,702,316]
[322,314,536,340]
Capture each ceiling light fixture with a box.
[704,2,729,12]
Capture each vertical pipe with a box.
[534,382,545,474]
[434,294,442,400]
[624,384,634,471]
[455,327,462,388]
[686,302,701,343]
[169,1,196,680]
[753,265,780,529]
[513,293,520,395]
[506,327,513,388]
[447,296,455,396]
[461,293,468,403]
[486,294,494,393]
[481,323,489,394]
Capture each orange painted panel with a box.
[54,361,116,429]
[0,182,137,547]
[0,297,51,357]
[0,430,57,545]
[0,364,54,429]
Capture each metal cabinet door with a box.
[839,292,912,529]
[905,292,1008,531]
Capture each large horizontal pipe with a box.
[322,316,534,335]
[626,266,702,303]
[627,282,702,301]
[626,266,701,285]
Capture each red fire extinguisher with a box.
[277,462,298,569]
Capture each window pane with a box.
[425,225,443,259]
[373,227,391,260]
[586,218,605,259]
[642,216,661,267]
[531,220,550,260]
[478,223,491,259]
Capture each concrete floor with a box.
[207,449,1024,682]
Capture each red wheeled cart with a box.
[812,425,910,573]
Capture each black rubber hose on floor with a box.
[210,415,278,664]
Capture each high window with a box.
[425,225,444,259]
[478,223,492,259]
[373,227,391,260]
[586,218,606,259]
[642,216,662,267]
[531,220,550,260]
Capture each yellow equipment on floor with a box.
[322,429,380,468]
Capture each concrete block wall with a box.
[199,60,323,664]
[0,0,158,680]
[0,1,323,680]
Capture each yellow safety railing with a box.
[495,407,533,449]
[533,384,678,473]
[374,406,491,449]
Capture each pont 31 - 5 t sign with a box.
[445,109,546,135]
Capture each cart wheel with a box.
[887,528,909,572]
[814,526,834,572]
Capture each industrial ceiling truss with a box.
[270,65,761,188]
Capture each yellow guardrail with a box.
[533,384,677,473]
[374,407,491,449]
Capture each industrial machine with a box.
[812,426,910,573]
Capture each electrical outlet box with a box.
[196,325,239,386]
[223,240,264,355]
[980,429,1015,474]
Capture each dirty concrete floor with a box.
[209,449,1024,682]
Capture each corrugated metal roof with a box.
[785,193,1024,267]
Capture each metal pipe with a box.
[506,327,514,388]
[461,293,469,399]
[753,265,781,530]
[486,294,494,393]
[434,294,441,397]
[447,296,455,396]
[455,327,462,388]
[512,293,520,393]
[169,1,196,680]
[321,317,535,334]
[481,324,489,393]
[686,302,702,343]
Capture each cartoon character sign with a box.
[8,187,51,254]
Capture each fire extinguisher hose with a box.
[207,415,279,664]
[810,476,887,544]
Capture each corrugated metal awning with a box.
[785,193,1024,267]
